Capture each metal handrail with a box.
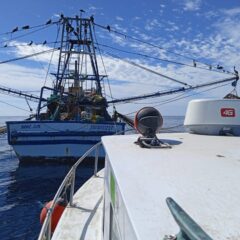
[38,141,102,240]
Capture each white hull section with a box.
[7,120,125,161]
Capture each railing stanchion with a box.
[47,216,51,240]
[70,169,76,206]
[94,145,99,176]
[38,142,102,240]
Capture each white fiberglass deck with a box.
[52,170,104,240]
[102,133,240,240]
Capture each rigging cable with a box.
[103,50,192,87]
[29,44,53,84]
[0,40,64,49]
[154,82,231,108]
[130,91,188,105]
[0,47,60,65]
[43,23,61,86]
[0,24,57,46]
[25,97,33,112]
[97,43,234,76]
[0,98,32,113]
[107,75,237,104]
[0,20,59,37]
[92,22,119,131]
[93,23,114,103]
[124,82,231,117]
[94,22,234,75]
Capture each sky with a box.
[0,0,240,116]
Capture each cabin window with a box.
[110,204,120,240]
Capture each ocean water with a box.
[0,116,184,240]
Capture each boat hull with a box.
[6,120,125,162]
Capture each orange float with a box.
[40,198,67,232]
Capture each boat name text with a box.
[20,124,41,129]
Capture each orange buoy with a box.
[40,198,67,232]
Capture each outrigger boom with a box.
[107,75,238,104]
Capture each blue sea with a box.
[0,116,184,240]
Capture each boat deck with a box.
[102,132,240,240]
[52,170,104,240]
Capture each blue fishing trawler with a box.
[6,16,125,162]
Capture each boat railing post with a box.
[70,169,76,206]
[94,144,99,176]
[46,216,51,240]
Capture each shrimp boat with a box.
[38,99,240,240]
[6,16,125,162]
[3,14,240,163]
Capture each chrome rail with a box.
[38,141,102,240]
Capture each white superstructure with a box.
[38,99,240,240]
[102,133,240,240]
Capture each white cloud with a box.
[108,33,128,46]
[145,19,163,31]
[116,16,124,21]
[9,41,59,65]
[222,7,240,16]
[204,10,219,19]
[166,21,179,32]
[112,24,127,33]
[0,42,59,115]
[53,13,60,18]
[88,6,97,11]
[183,0,202,11]
[0,63,47,90]
[0,63,47,115]
[214,19,240,46]
[133,16,141,20]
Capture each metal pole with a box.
[94,145,99,176]
[38,142,102,240]
[47,215,51,240]
[70,170,76,206]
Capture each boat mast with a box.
[54,16,103,96]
